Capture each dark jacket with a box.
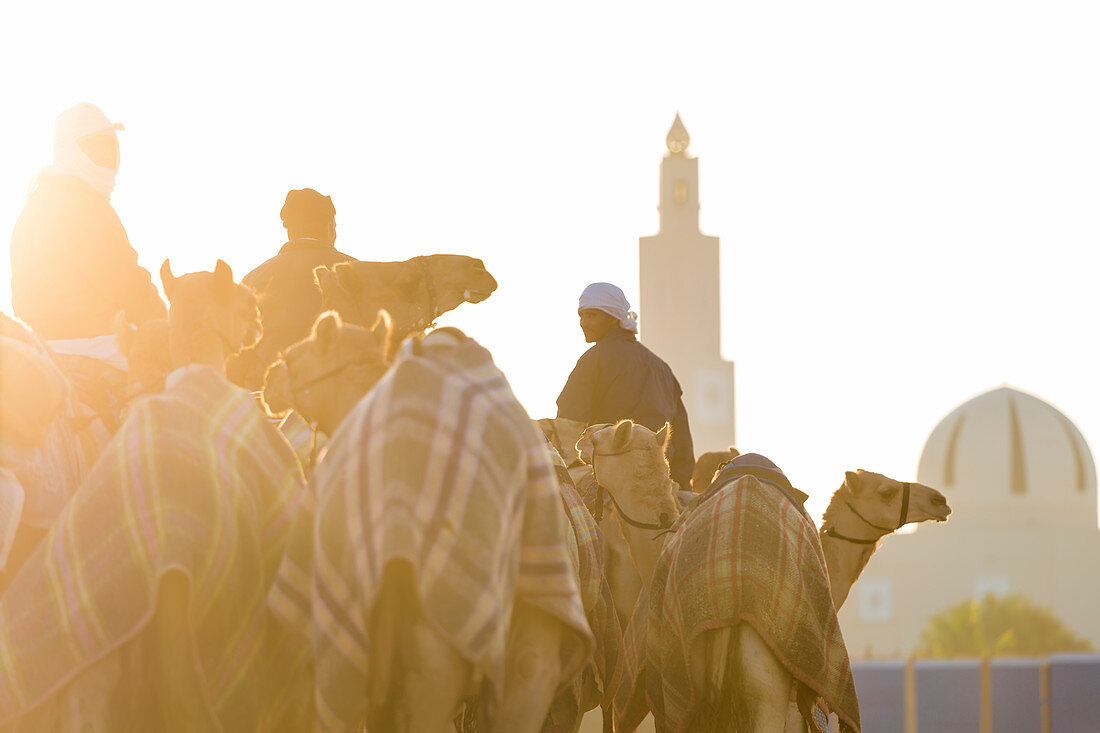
[10,175,166,339]
[557,328,695,491]
[237,239,356,388]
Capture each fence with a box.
[851,654,1100,732]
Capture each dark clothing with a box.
[10,175,166,339]
[557,328,695,491]
[238,239,356,388]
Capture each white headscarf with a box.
[29,103,124,199]
[578,282,639,333]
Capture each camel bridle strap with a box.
[591,448,674,531]
[820,526,880,545]
[827,481,913,544]
[290,356,382,394]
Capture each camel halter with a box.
[591,447,674,532]
[821,482,912,545]
[288,355,380,394]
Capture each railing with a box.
[851,654,1100,732]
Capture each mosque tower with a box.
[639,114,736,454]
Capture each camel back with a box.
[624,475,861,732]
[281,332,592,732]
[0,366,305,731]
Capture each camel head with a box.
[577,419,680,531]
[824,469,951,539]
[0,336,68,451]
[314,254,497,341]
[262,310,393,437]
[115,313,171,398]
[536,417,588,469]
[691,446,740,493]
[160,259,261,370]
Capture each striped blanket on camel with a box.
[268,328,593,732]
[541,447,623,732]
[0,365,305,732]
[617,473,860,733]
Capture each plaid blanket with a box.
[0,365,305,732]
[542,448,623,733]
[622,475,860,732]
[271,330,593,732]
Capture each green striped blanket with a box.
[624,475,860,732]
[0,365,305,732]
[270,329,593,732]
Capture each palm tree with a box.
[917,593,1091,658]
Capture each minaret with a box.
[639,114,736,454]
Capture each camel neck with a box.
[819,528,879,610]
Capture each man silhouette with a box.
[10,103,165,356]
[233,188,356,389]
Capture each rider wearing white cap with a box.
[557,282,695,492]
[10,103,165,342]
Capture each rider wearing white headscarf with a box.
[576,282,639,333]
[10,103,165,341]
[557,282,696,492]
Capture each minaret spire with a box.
[666,113,690,156]
[639,116,735,452]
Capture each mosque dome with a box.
[917,387,1096,527]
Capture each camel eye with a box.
[879,487,899,501]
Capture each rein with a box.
[822,482,912,545]
[591,447,674,532]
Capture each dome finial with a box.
[666,113,690,155]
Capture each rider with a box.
[233,188,357,389]
[557,282,695,493]
[10,103,166,356]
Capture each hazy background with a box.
[1,1,1097,523]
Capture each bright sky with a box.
[1,1,1097,523]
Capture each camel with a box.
[580,421,951,732]
[314,254,497,338]
[0,336,69,585]
[261,310,394,438]
[692,447,740,492]
[0,336,68,452]
[0,260,306,732]
[818,469,950,610]
[0,318,92,590]
[538,417,661,636]
[114,314,171,399]
[264,322,590,732]
[227,253,496,390]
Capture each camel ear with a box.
[311,311,342,349]
[333,262,363,294]
[260,360,292,418]
[214,259,235,298]
[314,265,337,293]
[728,446,740,459]
[612,420,634,450]
[845,470,862,492]
[655,422,671,452]
[370,309,395,360]
[160,260,176,301]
